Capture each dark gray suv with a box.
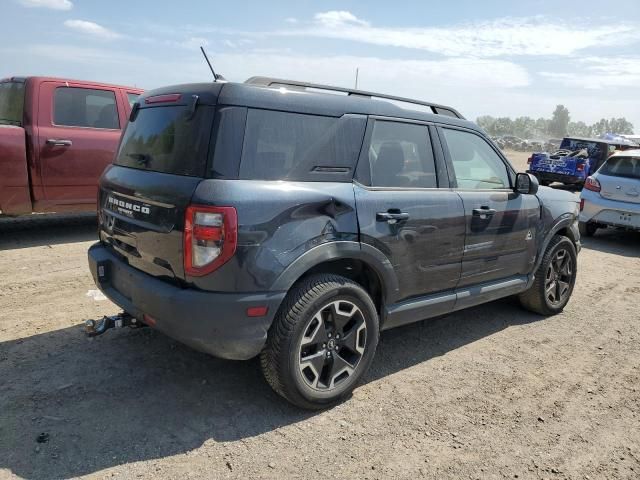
[87,77,581,409]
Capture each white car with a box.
[579,149,640,236]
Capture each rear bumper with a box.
[88,243,286,360]
[528,170,584,185]
[579,190,640,230]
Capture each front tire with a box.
[260,274,379,410]
[519,235,577,315]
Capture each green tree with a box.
[513,116,535,138]
[476,115,497,135]
[567,121,592,138]
[548,105,570,138]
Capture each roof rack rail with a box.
[244,76,465,119]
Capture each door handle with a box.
[376,211,410,223]
[46,139,72,147]
[472,206,496,218]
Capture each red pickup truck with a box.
[0,76,143,216]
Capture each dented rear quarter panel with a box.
[189,179,358,292]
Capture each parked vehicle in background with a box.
[86,77,581,409]
[0,76,143,216]
[527,136,637,186]
[579,150,640,236]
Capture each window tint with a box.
[369,121,437,188]
[442,128,510,189]
[54,87,119,129]
[599,156,640,179]
[115,105,215,177]
[240,109,366,182]
[127,92,140,108]
[0,81,25,126]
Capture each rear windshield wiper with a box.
[126,153,153,166]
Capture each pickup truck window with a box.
[127,92,140,108]
[53,87,119,129]
[0,81,25,126]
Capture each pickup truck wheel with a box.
[519,235,577,316]
[578,221,597,237]
[260,274,379,410]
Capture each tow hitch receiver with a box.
[84,312,142,337]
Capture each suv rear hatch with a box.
[99,83,222,282]
[596,155,640,204]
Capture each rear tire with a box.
[519,235,577,316]
[260,274,379,410]
[578,221,597,237]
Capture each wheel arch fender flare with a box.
[534,214,579,273]
[270,241,400,304]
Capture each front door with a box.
[354,119,466,305]
[438,126,540,287]
[36,81,125,208]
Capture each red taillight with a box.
[584,176,601,192]
[246,306,269,317]
[527,156,532,164]
[184,205,238,276]
[576,162,585,172]
[580,199,585,211]
[145,93,181,104]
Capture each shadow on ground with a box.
[580,227,640,258]
[0,214,97,250]
[0,298,542,479]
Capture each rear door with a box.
[354,118,465,307]
[597,156,640,205]
[99,87,219,281]
[36,81,127,207]
[438,126,539,287]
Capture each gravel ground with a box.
[1,154,639,479]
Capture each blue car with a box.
[527,136,635,186]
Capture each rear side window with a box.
[0,81,25,126]
[127,92,140,108]
[368,121,437,188]
[54,87,119,129]
[599,156,640,179]
[115,105,215,177]
[239,109,366,182]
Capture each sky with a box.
[2,0,640,133]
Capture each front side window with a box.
[240,109,366,182]
[442,128,511,189]
[368,121,437,188]
[54,87,119,129]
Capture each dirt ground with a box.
[1,154,639,479]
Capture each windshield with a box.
[599,156,640,180]
[560,138,602,158]
[0,81,25,126]
[115,105,214,177]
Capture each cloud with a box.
[541,57,640,89]
[314,11,370,28]
[180,37,209,49]
[17,0,72,10]
[284,12,640,57]
[284,17,298,24]
[63,19,121,40]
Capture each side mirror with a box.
[515,172,539,195]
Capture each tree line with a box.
[476,105,634,140]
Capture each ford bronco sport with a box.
[87,77,581,409]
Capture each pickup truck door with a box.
[35,81,127,209]
[437,126,540,287]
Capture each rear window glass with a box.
[599,156,640,179]
[0,81,25,126]
[239,109,366,182]
[115,105,214,177]
[54,87,119,129]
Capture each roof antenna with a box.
[200,46,218,82]
[355,67,359,89]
